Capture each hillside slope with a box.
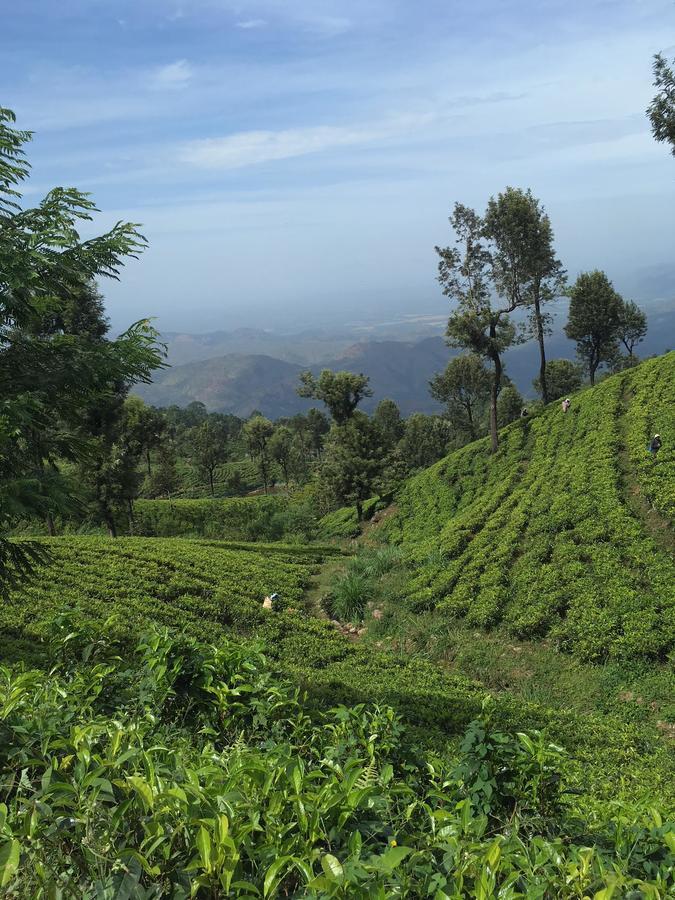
[386,353,675,663]
[4,535,673,811]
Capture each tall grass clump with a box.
[329,570,374,622]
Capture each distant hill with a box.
[139,302,675,417]
[136,337,451,417]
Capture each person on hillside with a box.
[648,434,662,457]
[520,407,528,418]
[562,398,571,413]
[262,592,279,611]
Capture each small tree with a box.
[123,397,166,476]
[298,370,372,424]
[306,408,330,458]
[496,384,524,428]
[533,359,582,401]
[269,425,294,486]
[648,53,675,156]
[399,414,451,470]
[373,398,404,450]
[243,415,274,494]
[429,353,491,440]
[190,419,229,496]
[320,414,384,521]
[616,299,648,360]
[436,203,518,452]
[484,187,565,405]
[564,271,622,385]
[149,443,180,502]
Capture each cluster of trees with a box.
[429,51,674,455]
[432,189,649,452]
[295,371,452,520]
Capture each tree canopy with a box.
[0,105,162,592]
[648,53,675,156]
[297,370,372,424]
[564,271,622,385]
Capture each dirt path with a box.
[617,383,675,555]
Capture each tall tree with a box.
[483,187,566,405]
[616,299,648,360]
[436,203,517,452]
[648,53,675,155]
[0,106,161,591]
[564,271,622,385]
[243,416,274,494]
[190,419,229,496]
[429,353,491,440]
[298,370,372,424]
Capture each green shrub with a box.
[0,625,672,898]
[329,570,374,622]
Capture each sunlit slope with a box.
[0,537,323,656]
[3,536,674,804]
[388,353,675,662]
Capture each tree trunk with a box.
[534,296,548,404]
[127,499,135,535]
[146,448,152,476]
[45,511,56,537]
[589,348,598,386]
[488,338,502,454]
[464,401,476,440]
[356,499,363,521]
[208,470,215,496]
[105,512,117,538]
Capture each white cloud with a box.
[149,59,192,89]
[178,116,430,169]
[236,18,267,29]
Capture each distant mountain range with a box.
[136,301,675,418]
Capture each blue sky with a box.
[6,0,675,334]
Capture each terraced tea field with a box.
[0,537,332,660]
[388,353,675,662]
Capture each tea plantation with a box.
[1,356,674,895]
[387,353,675,663]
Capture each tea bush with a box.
[0,626,672,898]
[4,536,673,810]
[0,536,324,658]
[622,353,675,526]
[387,354,675,663]
[127,496,291,540]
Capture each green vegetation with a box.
[387,355,675,663]
[2,626,673,897]
[1,84,674,896]
[623,355,674,526]
[128,497,293,540]
[0,536,327,665]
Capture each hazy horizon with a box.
[6,0,675,336]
